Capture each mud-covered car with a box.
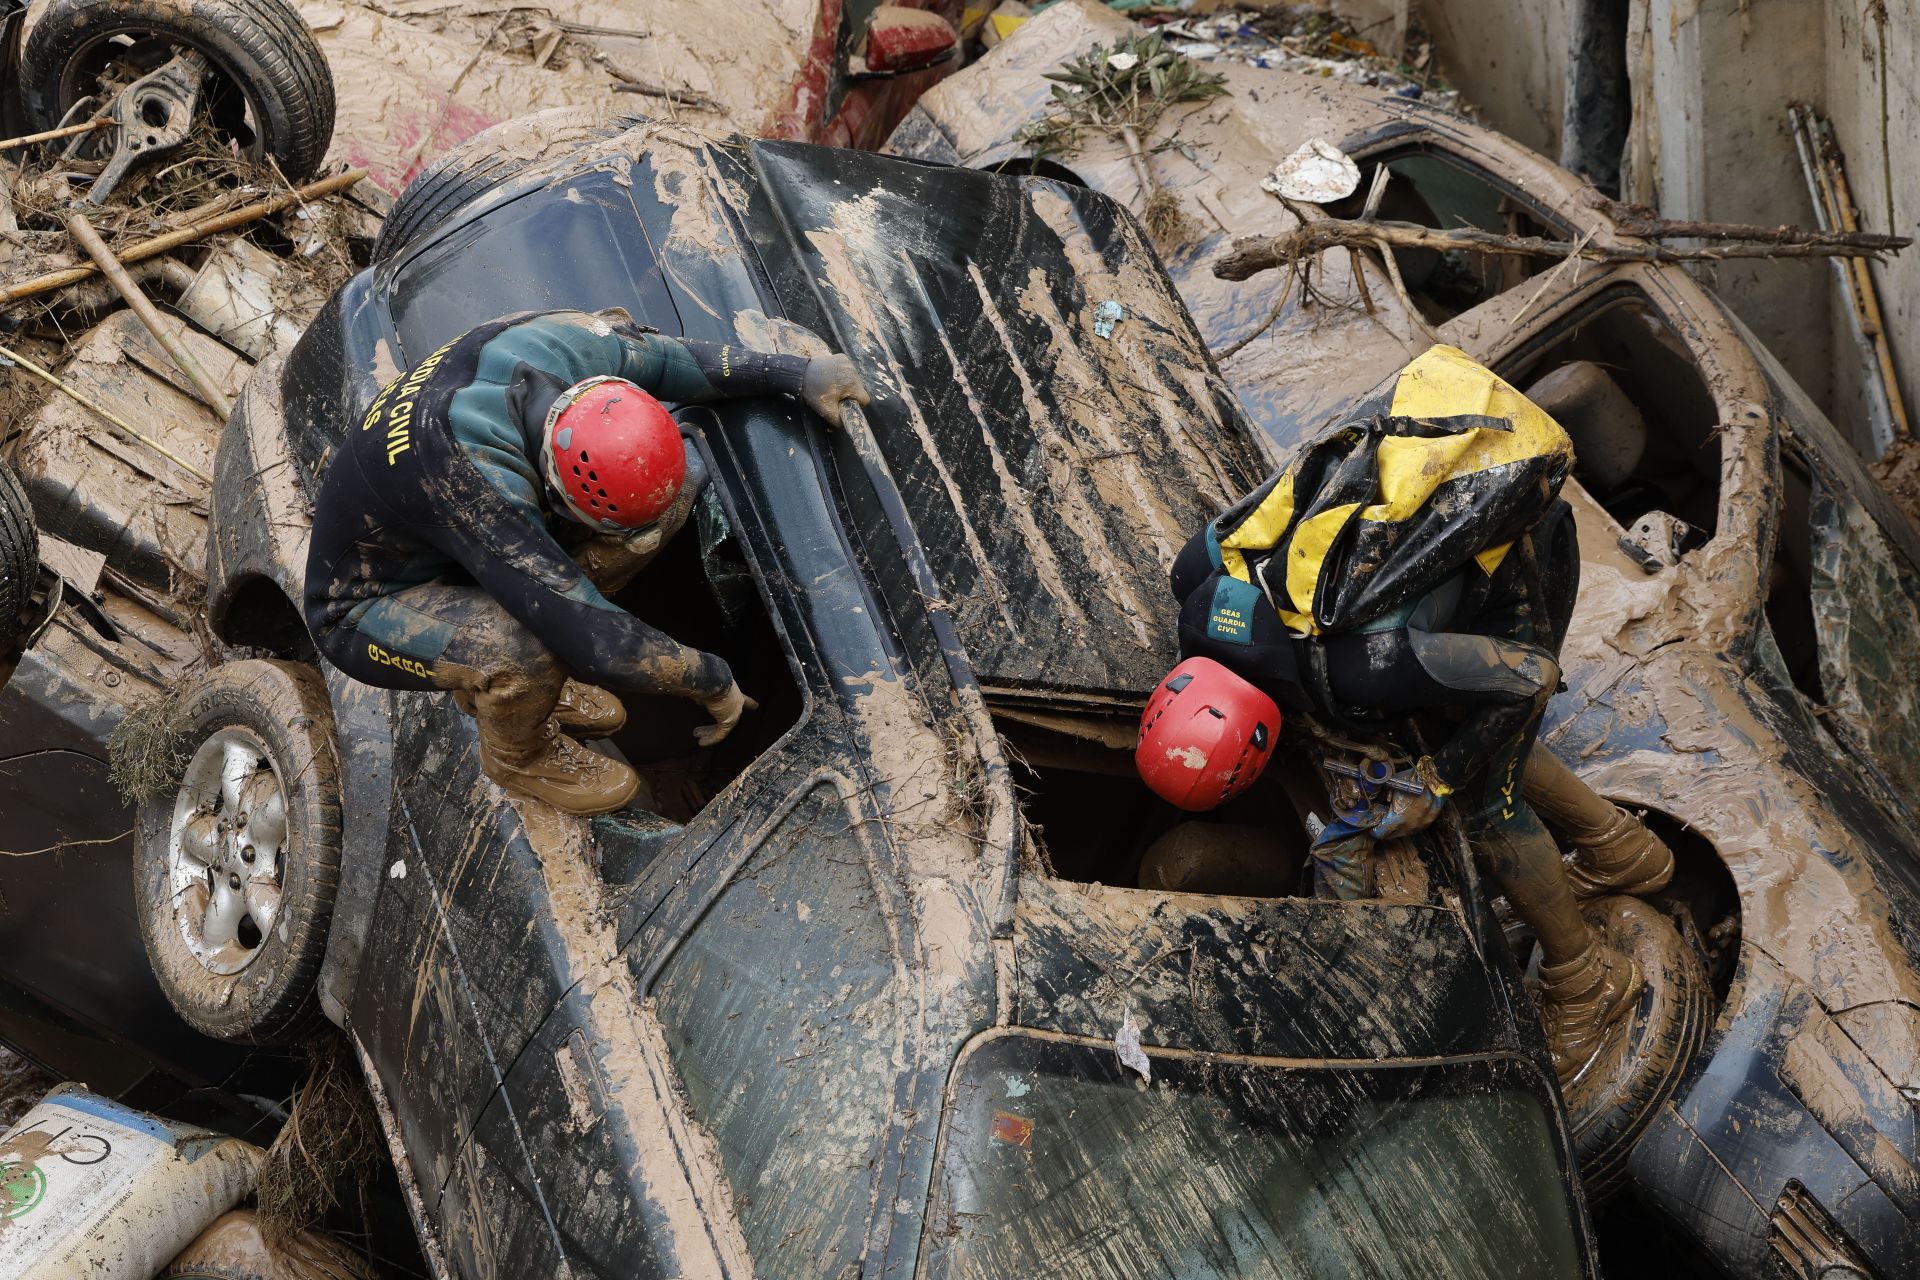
[1,113,1610,1272]
[890,3,1920,1274]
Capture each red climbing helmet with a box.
[1136,657,1281,812]
[540,376,685,530]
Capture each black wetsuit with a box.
[302,309,808,698]
[1171,502,1579,828]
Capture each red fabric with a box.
[864,11,956,73]
[545,379,686,529]
[1136,658,1281,812]
[774,0,966,144]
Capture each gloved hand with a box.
[619,523,664,558]
[1310,821,1376,900]
[1371,756,1452,840]
[800,354,870,428]
[694,682,759,747]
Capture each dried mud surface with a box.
[298,0,813,194]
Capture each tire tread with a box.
[0,460,38,653]
[371,105,647,261]
[21,0,335,178]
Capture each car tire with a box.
[1564,894,1710,1201]
[371,104,647,262]
[134,659,341,1044]
[19,0,336,180]
[0,459,38,654]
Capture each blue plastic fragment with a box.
[1093,300,1125,338]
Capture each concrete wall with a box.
[1421,0,1570,156]
[1419,0,1917,458]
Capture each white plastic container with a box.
[0,1084,262,1279]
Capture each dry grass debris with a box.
[256,1031,383,1256]
[106,687,191,806]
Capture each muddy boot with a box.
[1524,745,1674,898]
[456,680,625,739]
[449,661,638,815]
[1563,809,1675,898]
[479,718,640,816]
[1540,941,1644,1096]
[552,680,625,739]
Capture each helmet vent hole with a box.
[588,470,598,482]
[597,488,607,497]
[579,450,590,463]
[608,502,619,512]
[572,465,582,476]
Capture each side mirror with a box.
[851,5,959,78]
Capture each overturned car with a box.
[5,114,1606,1272]
[890,2,1920,1274]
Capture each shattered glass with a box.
[1809,478,1920,800]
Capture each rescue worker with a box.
[1137,345,1672,1097]
[302,308,868,816]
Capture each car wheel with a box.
[135,659,341,1043]
[371,104,647,262]
[19,0,336,180]
[0,459,37,654]
[1563,894,1711,1201]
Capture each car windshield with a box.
[929,1035,1586,1280]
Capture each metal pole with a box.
[63,210,234,419]
[1791,105,1898,457]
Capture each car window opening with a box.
[995,708,1317,897]
[1765,455,1824,703]
[598,494,800,830]
[1325,149,1562,322]
[1507,294,1722,545]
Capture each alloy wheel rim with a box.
[166,727,286,975]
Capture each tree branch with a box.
[1214,216,1912,282]
[1580,188,1910,250]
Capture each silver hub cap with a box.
[166,728,286,975]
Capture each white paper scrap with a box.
[1115,1011,1152,1083]
[1264,138,1362,203]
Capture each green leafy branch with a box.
[1016,34,1229,240]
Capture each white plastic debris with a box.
[389,860,407,880]
[1115,1011,1152,1084]
[1108,50,1139,71]
[1264,139,1363,203]
[1093,300,1125,338]
[0,1085,263,1280]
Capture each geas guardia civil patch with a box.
[1206,575,1264,645]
